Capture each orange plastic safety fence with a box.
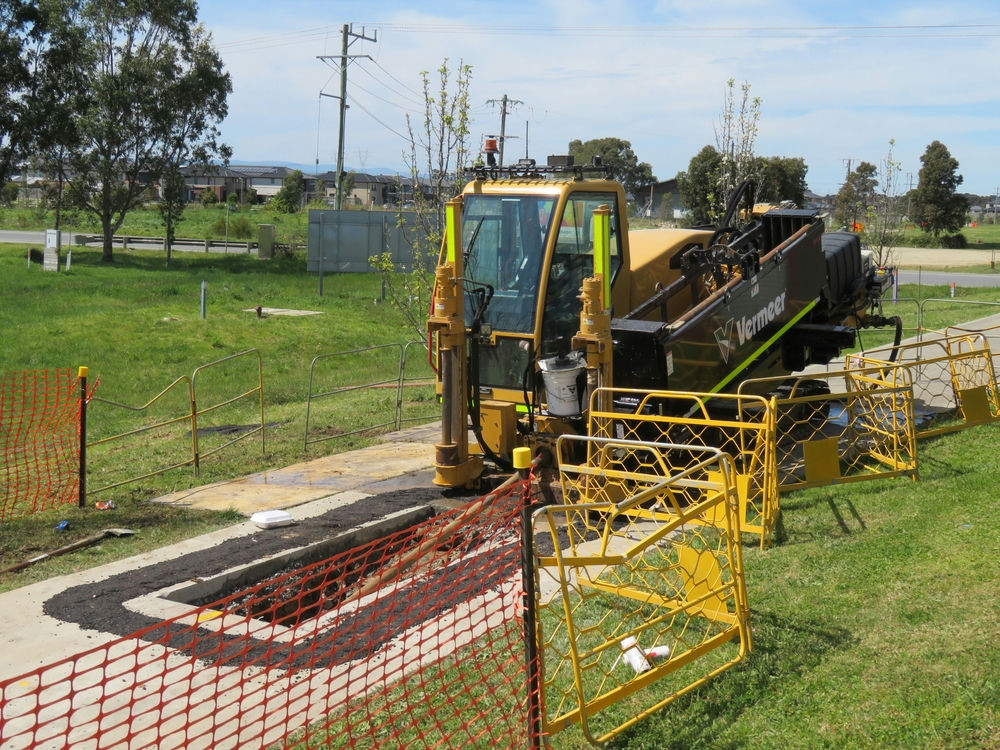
[0,369,81,522]
[0,480,541,750]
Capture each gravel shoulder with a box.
[893,246,997,268]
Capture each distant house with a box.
[634,179,681,221]
[178,164,297,204]
[176,164,446,207]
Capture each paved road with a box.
[0,229,256,254]
[897,269,1000,287]
[0,230,50,244]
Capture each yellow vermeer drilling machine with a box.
[427,155,897,487]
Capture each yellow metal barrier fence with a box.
[587,387,779,547]
[304,342,438,447]
[853,333,1000,440]
[738,365,918,492]
[86,350,265,496]
[947,319,1000,389]
[534,437,751,746]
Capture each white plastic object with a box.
[645,645,671,662]
[250,510,295,529]
[619,636,652,673]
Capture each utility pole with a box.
[485,94,523,166]
[317,24,376,211]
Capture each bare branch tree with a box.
[714,78,762,204]
[862,139,903,268]
[370,59,471,343]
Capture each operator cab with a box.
[458,166,626,398]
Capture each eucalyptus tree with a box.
[64,0,231,262]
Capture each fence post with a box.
[514,446,543,750]
[78,366,88,508]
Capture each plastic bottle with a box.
[619,636,652,673]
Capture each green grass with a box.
[596,426,1000,749]
[0,202,314,244]
[2,240,999,747]
[852,282,1000,351]
[0,242,436,579]
[900,222,1000,250]
[0,503,242,594]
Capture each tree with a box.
[861,140,903,268]
[338,171,355,206]
[567,137,655,199]
[676,145,722,226]
[677,80,765,226]
[715,79,761,204]
[0,1,82,187]
[835,162,878,230]
[155,23,231,266]
[370,59,472,342]
[273,169,304,213]
[62,0,230,262]
[757,156,808,207]
[911,140,969,237]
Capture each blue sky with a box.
[198,1,1000,197]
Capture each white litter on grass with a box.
[250,510,296,529]
[244,308,322,316]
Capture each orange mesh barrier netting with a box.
[0,368,81,521]
[0,478,542,749]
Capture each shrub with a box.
[208,213,255,239]
[229,215,254,239]
[941,233,967,249]
[2,182,18,205]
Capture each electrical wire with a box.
[345,92,412,142]
[353,64,424,107]
[215,21,1000,54]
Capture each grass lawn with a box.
[900,221,1000,250]
[0,239,998,747]
[0,242,434,589]
[586,424,1000,748]
[0,202,313,245]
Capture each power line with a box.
[216,21,1000,53]
[346,93,412,142]
[353,63,424,107]
[366,57,423,99]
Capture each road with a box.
[897,269,1000,287]
[4,230,999,286]
[0,229,256,254]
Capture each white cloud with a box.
[199,0,1000,195]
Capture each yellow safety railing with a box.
[534,437,751,745]
[86,350,265,495]
[587,387,779,547]
[853,333,999,440]
[738,364,918,492]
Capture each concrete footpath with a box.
[150,422,442,515]
[0,422,446,683]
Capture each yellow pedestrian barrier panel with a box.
[852,333,1000,440]
[738,364,918,492]
[586,387,779,547]
[534,437,751,746]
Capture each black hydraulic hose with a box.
[521,340,536,434]
[709,179,757,247]
[464,282,512,472]
[887,315,903,362]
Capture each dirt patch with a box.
[894,246,996,267]
[42,486,455,640]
